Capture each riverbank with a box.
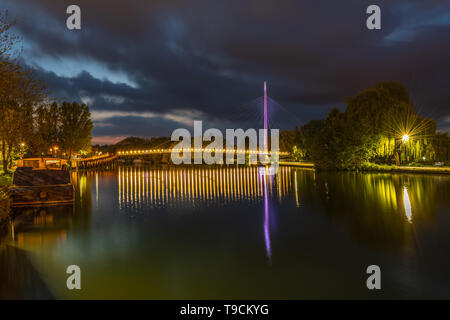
[359,163,450,175]
[280,161,450,175]
[0,173,12,189]
[0,171,12,223]
[279,161,315,168]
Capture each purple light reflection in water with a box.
[262,169,272,265]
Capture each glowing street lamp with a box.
[400,134,410,165]
[49,146,59,157]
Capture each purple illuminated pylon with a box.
[263,81,268,153]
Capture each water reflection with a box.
[11,206,74,249]
[116,166,294,208]
[76,166,450,253]
[296,171,450,250]
[294,171,300,207]
[115,165,285,264]
[261,169,273,264]
[403,186,412,223]
[0,205,73,299]
[2,166,450,299]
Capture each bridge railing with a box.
[73,153,118,169]
[117,149,290,156]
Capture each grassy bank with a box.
[0,171,12,223]
[359,163,450,174]
[281,162,450,175]
[0,171,13,193]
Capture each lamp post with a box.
[19,143,26,160]
[50,146,59,157]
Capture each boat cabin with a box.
[11,157,73,207]
[17,157,68,170]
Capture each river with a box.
[1,165,450,299]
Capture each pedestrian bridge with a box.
[117,148,290,156]
[73,149,291,169]
[73,153,118,169]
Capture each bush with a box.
[406,162,424,167]
[360,162,395,171]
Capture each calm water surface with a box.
[2,165,450,299]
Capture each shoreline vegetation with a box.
[279,161,450,174]
[359,162,450,174]
[281,161,450,174]
[0,12,93,176]
[279,82,450,171]
[0,171,12,223]
[0,171,12,192]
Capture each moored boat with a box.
[9,157,74,207]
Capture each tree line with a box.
[0,11,93,173]
[280,82,450,170]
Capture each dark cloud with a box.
[1,0,449,142]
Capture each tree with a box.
[0,10,21,61]
[32,102,60,155]
[1,11,94,172]
[0,63,45,172]
[297,82,438,170]
[58,102,93,159]
[280,129,296,152]
[0,10,45,172]
[432,132,450,162]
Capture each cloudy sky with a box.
[2,0,450,144]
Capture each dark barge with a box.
[9,157,74,207]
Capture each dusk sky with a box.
[2,0,450,144]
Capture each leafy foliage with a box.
[30,101,94,159]
[291,82,449,170]
[58,102,93,159]
[0,11,93,171]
